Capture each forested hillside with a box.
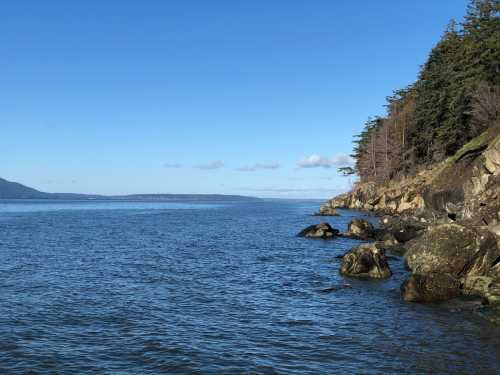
[350,0,499,183]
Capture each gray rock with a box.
[484,280,500,306]
[463,276,493,296]
[340,243,392,279]
[345,219,375,240]
[404,223,499,278]
[401,273,461,303]
[297,222,339,239]
[314,206,339,216]
[487,262,500,279]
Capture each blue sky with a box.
[1,0,469,198]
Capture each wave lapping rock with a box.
[404,224,499,277]
[297,222,339,239]
[319,131,500,322]
[401,273,461,303]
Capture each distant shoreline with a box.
[0,177,260,202]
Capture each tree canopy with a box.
[352,0,500,183]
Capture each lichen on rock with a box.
[339,243,392,279]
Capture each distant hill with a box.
[0,177,54,199]
[0,177,260,201]
[0,178,105,199]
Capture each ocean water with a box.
[0,199,499,374]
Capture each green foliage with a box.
[337,167,355,176]
[352,0,500,182]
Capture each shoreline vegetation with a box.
[304,0,500,324]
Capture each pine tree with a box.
[350,0,499,183]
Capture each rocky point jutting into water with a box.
[302,0,499,322]
[316,127,500,323]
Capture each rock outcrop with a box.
[339,243,392,279]
[313,206,339,216]
[343,219,375,240]
[321,132,500,231]
[320,130,500,322]
[404,224,499,278]
[297,222,339,239]
[400,224,499,304]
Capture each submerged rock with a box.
[345,218,375,240]
[478,305,500,325]
[401,273,461,303]
[340,243,392,279]
[297,222,339,239]
[404,223,499,278]
[319,284,352,293]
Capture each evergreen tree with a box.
[350,0,499,182]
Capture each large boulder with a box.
[340,243,392,279]
[404,224,499,278]
[297,222,339,239]
[345,219,375,240]
[401,273,461,303]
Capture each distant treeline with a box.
[351,0,499,183]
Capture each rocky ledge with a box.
[321,130,500,226]
[313,130,500,324]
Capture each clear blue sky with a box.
[1,0,469,198]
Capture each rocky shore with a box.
[304,130,500,324]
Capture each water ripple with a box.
[0,200,499,374]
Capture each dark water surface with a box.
[0,199,499,374]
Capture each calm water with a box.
[0,199,499,374]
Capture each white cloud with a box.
[297,154,353,169]
[297,154,332,168]
[196,160,225,170]
[237,163,281,172]
[331,154,354,166]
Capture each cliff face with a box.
[324,128,500,229]
[322,128,500,323]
